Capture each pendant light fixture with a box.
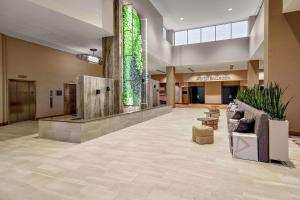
[76,48,103,65]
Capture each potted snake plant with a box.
[264,83,292,162]
[236,83,292,162]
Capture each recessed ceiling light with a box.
[180,17,184,21]
[228,8,233,11]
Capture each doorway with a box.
[222,86,240,104]
[64,84,77,115]
[189,86,205,104]
[9,80,36,123]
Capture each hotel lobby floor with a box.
[0,108,300,200]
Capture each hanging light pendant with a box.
[76,48,103,65]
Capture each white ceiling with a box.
[150,61,248,75]
[0,0,112,56]
[150,0,263,30]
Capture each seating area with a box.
[226,100,269,162]
[0,0,299,199]
[193,106,221,145]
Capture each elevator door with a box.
[9,80,36,123]
[64,84,77,115]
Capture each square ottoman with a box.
[192,125,214,145]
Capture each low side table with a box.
[197,117,218,130]
[204,111,219,119]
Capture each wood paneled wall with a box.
[77,75,119,120]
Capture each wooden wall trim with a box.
[290,131,300,137]
[0,122,8,126]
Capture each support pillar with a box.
[264,0,300,134]
[166,66,176,108]
[0,34,8,125]
[102,0,122,114]
[247,60,259,88]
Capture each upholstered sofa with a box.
[226,100,269,163]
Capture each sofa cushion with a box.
[229,104,238,111]
[231,109,244,120]
[228,119,240,134]
[232,100,270,162]
[235,118,255,133]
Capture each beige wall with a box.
[2,35,103,120]
[0,35,3,123]
[172,38,249,67]
[152,70,247,105]
[26,0,114,34]
[205,82,222,104]
[152,70,247,83]
[265,0,300,132]
[247,60,259,88]
[250,2,265,59]
[126,0,172,65]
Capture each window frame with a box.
[187,28,201,44]
[173,20,249,46]
[231,20,249,39]
[215,23,232,41]
[201,26,216,43]
[174,30,188,46]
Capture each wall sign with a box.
[195,75,231,82]
[56,90,63,96]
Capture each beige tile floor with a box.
[0,121,38,141]
[0,108,300,200]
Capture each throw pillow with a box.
[231,109,244,120]
[235,118,255,133]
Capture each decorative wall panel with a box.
[122,4,144,107]
[77,75,118,120]
[149,79,160,108]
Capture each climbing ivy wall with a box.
[122,4,144,107]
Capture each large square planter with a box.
[269,119,289,162]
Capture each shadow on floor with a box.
[0,121,38,141]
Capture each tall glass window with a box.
[188,29,201,44]
[216,23,231,41]
[232,21,248,38]
[201,26,215,43]
[174,30,187,46]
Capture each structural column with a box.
[102,0,122,114]
[166,66,176,108]
[0,34,8,125]
[264,0,300,134]
[247,60,259,88]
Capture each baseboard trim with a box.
[36,114,67,120]
[0,122,9,126]
[290,131,300,137]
